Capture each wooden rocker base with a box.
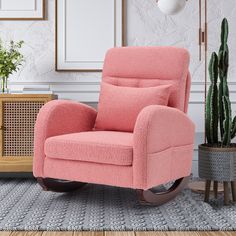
[37,178,86,193]
[137,176,190,206]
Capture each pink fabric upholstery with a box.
[45,131,133,166]
[133,105,195,189]
[33,100,97,177]
[184,72,191,113]
[95,82,171,132]
[102,46,190,112]
[33,46,195,191]
[44,158,133,188]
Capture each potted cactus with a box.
[198,18,236,205]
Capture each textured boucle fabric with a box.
[102,46,190,112]
[95,82,171,132]
[133,105,195,189]
[34,47,195,191]
[44,158,133,188]
[33,100,97,177]
[45,131,133,166]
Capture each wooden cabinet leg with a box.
[213,181,218,199]
[204,180,211,202]
[223,182,230,205]
[231,181,236,202]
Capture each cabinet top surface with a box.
[0,94,57,98]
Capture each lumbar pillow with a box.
[94,82,171,132]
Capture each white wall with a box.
[1,0,236,176]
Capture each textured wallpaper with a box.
[0,0,235,84]
[1,0,235,174]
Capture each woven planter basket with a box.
[198,144,236,182]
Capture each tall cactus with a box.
[218,18,236,145]
[218,18,229,140]
[206,52,218,144]
[205,18,236,147]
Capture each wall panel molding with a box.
[10,81,236,103]
[0,0,45,19]
[56,0,124,71]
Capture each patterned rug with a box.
[0,179,236,231]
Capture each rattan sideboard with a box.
[0,94,57,173]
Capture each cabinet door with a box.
[0,100,3,158]
[0,98,45,172]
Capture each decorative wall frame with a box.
[0,0,45,20]
[56,0,125,72]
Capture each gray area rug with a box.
[0,179,236,231]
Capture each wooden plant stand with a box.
[204,180,236,205]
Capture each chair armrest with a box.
[133,105,195,189]
[33,100,97,177]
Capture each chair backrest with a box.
[102,46,191,113]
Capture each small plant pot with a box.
[198,144,236,205]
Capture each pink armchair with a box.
[33,47,195,205]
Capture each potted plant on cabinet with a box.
[0,39,24,94]
[198,18,236,205]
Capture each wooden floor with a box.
[0,231,236,236]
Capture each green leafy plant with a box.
[0,39,24,93]
[206,18,236,147]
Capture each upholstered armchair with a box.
[33,47,195,205]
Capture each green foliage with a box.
[231,116,236,139]
[206,52,218,144]
[205,18,236,147]
[222,96,232,146]
[0,39,24,92]
[221,18,229,46]
[219,18,229,139]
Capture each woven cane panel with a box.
[3,101,45,157]
[199,149,236,181]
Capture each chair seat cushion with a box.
[45,131,133,166]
